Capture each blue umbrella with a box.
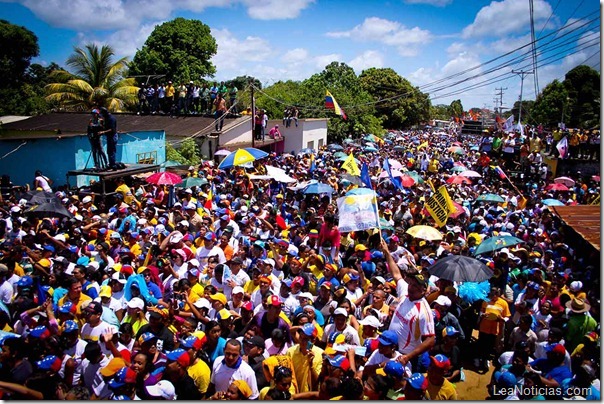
[473,235,524,256]
[298,147,315,155]
[337,156,360,164]
[542,199,565,206]
[327,144,344,151]
[345,188,376,196]
[364,146,378,153]
[393,145,405,151]
[218,147,269,169]
[302,182,334,195]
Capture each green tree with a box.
[430,104,451,120]
[510,100,534,124]
[45,44,138,112]
[129,18,217,84]
[165,138,201,165]
[359,67,431,129]
[563,65,600,128]
[0,19,39,88]
[449,99,463,118]
[529,79,568,128]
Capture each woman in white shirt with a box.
[34,170,52,192]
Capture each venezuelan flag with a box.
[325,90,347,119]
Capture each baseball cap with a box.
[112,272,128,284]
[327,355,350,371]
[378,330,398,346]
[358,315,382,329]
[241,301,254,311]
[232,286,244,295]
[262,258,275,267]
[342,273,359,284]
[192,298,212,310]
[29,325,51,339]
[138,332,158,345]
[62,319,79,333]
[99,285,112,298]
[301,323,318,338]
[430,354,451,369]
[494,370,517,387]
[59,301,78,316]
[216,309,232,321]
[108,367,137,389]
[169,232,184,244]
[127,297,144,310]
[180,335,206,350]
[36,355,62,372]
[84,301,103,315]
[166,349,191,367]
[408,272,428,287]
[209,293,227,305]
[434,295,452,307]
[228,257,244,265]
[16,276,33,288]
[333,307,348,317]
[442,326,460,338]
[407,373,429,390]
[268,295,282,307]
[146,380,176,400]
[282,279,293,288]
[545,343,566,355]
[378,361,405,379]
[292,276,305,287]
[204,232,216,241]
[244,335,266,349]
[354,244,367,251]
[100,357,127,377]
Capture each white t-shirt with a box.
[196,245,226,266]
[211,356,259,399]
[322,323,360,346]
[0,280,13,304]
[80,355,110,398]
[388,296,434,354]
[80,320,118,356]
[223,270,250,300]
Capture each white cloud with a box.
[404,0,452,6]
[314,54,344,70]
[462,0,553,39]
[211,28,273,71]
[325,17,432,57]
[408,67,437,86]
[104,22,160,59]
[8,0,312,32]
[349,50,384,73]
[281,48,309,64]
[241,0,315,20]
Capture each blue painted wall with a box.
[0,130,165,188]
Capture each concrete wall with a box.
[0,130,165,188]
[282,118,328,154]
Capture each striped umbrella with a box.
[218,148,269,169]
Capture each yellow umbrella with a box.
[406,225,443,241]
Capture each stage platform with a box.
[66,163,159,195]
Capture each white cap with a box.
[232,286,244,295]
[193,298,211,310]
[297,292,314,302]
[127,297,144,310]
[111,272,127,284]
[155,224,166,235]
[138,218,148,226]
[569,281,583,292]
[53,234,66,242]
[170,231,183,244]
[82,196,92,203]
[179,220,189,228]
[239,205,248,213]
[358,315,382,328]
[146,380,176,400]
[185,202,196,210]
[434,295,452,308]
[262,258,275,267]
[499,248,510,256]
[184,188,193,194]
[333,307,348,317]
[10,206,21,213]
[87,261,100,270]
[187,258,200,268]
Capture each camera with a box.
[156,257,169,268]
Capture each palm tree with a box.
[45,43,138,112]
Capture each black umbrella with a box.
[23,202,73,219]
[20,190,59,206]
[428,255,494,283]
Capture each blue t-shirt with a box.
[207,337,226,363]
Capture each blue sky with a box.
[1,0,600,113]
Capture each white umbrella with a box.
[554,177,575,187]
[265,165,297,183]
[459,170,482,178]
[214,149,231,156]
[387,159,404,169]
[378,169,403,178]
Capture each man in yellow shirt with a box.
[58,277,92,326]
[286,323,323,393]
[115,177,135,205]
[426,354,458,400]
[181,335,211,397]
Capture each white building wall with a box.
[281,118,328,154]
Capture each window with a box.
[307,141,314,149]
[318,139,324,148]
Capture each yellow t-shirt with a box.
[188,359,211,395]
[244,280,258,295]
[427,377,458,400]
[13,263,24,277]
[58,293,92,326]
[121,315,148,336]
[286,345,324,393]
[115,183,134,204]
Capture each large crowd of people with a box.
[0,125,599,400]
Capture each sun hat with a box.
[566,298,590,313]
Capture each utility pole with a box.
[494,87,507,115]
[511,70,533,125]
[251,82,255,149]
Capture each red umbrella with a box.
[399,175,416,187]
[545,183,569,192]
[447,175,472,185]
[146,171,182,185]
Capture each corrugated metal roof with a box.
[550,205,601,251]
[0,113,244,140]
